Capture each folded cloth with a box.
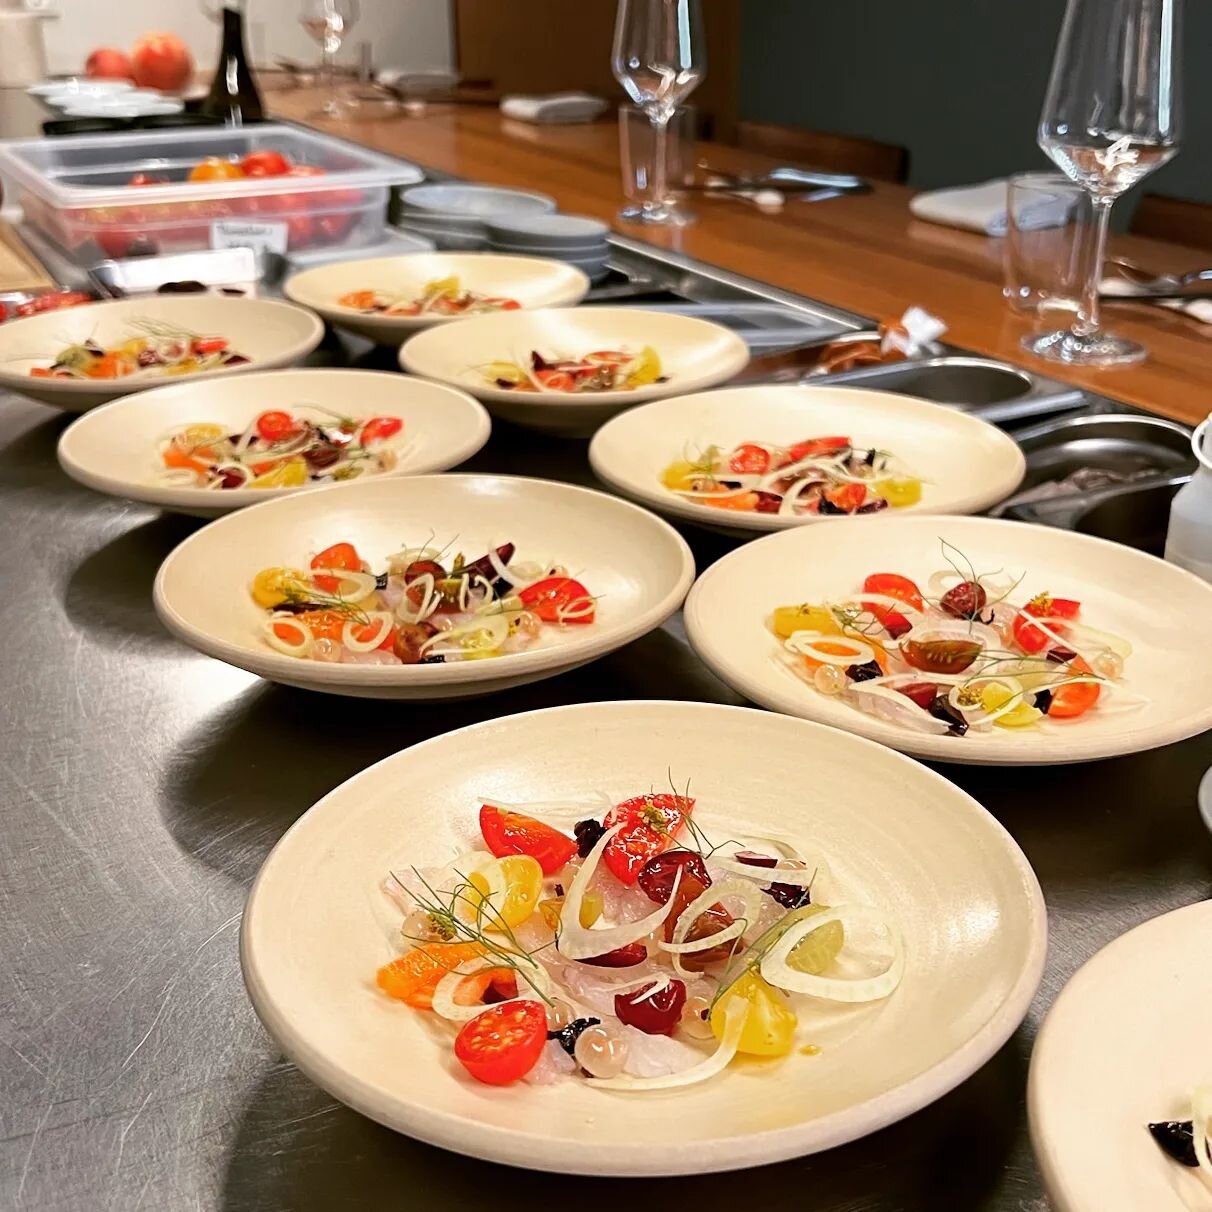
[500,92,609,124]
[910,178,1073,236]
[1100,277,1212,326]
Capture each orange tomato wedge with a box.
[375,941,488,1009]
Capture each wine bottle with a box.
[201,0,264,125]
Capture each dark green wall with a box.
[739,0,1211,203]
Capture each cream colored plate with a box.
[588,385,1026,533]
[399,307,751,436]
[1030,900,1212,1212]
[241,699,1046,1175]
[684,514,1212,765]
[284,252,591,345]
[0,295,324,412]
[153,474,694,699]
[57,369,491,518]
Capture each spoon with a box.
[1106,256,1212,293]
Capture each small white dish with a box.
[684,514,1212,765]
[29,77,132,100]
[588,385,1026,534]
[401,183,557,219]
[62,96,183,118]
[0,295,324,412]
[489,237,609,258]
[484,213,610,248]
[241,698,1046,1175]
[396,225,488,252]
[57,369,491,517]
[1030,900,1212,1212]
[284,253,590,345]
[154,474,695,699]
[400,307,751,436]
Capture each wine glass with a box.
[1027,0,1183,366]
[612,0,706,225]
[300,0,360,117]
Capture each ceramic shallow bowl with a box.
[57,369,491,517]
[685,514,1212,765]
[241,699,1046,1175]
[284,253,591,345]
[400,307,751,436]
[1030,900,1212,1212]
[153,475,694,698]
[0,295,324,411]
[588,384,1027,534]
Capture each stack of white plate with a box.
[485,212,611,281]
[28,78,183,117]
[395,183,556,251]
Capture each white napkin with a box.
[910,178,1072,236]
[499,92,608,124]
[1100,277,1212,326]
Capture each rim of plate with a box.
[1028,900,1212,1212]
[684,514,1212,764]
[56,369,492,512]
[284,253,591,332]
[587,385,1028,532]
[401,183,557,216]
[152,474,696,688]
[0,296,324,399]
[398,308,752,409]
[241,699,1048,1175]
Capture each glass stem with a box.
[650,113,670,213]
[323,44,335,106]
[1074,195,1114,338]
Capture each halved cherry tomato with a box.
[192,336,229,356]
[862,572,925,611]
[285,213,317,250]
[787,436,851,462]
[240,150,291,177]
[823,483,866,512]
[1013,593,1081,654]
[703,491,760,512]
[535,369,575,391]
[580,941,648,967]
[310,541,361,593]
[615,978,687,1035]
[862,600,912,639]
[662,869,735,971]
[256,410,300,442]
[359,416,403,444]
[339,290,378,310]
[517,576,594,624]
[636,849,710,904]
[478,804,576,875]
[601,793,693,885]
[1047,654,1101,718]
[188,157,243,182]
[277,609,345,643]
[454,1001,548,1085]
[729,443,771,474]
[901,636,982,675]
[452,967,519,1007]
[375,941,487,1009]
[128,172,167,187]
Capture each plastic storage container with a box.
[1165,415,1212,583]
[0,124,423,260]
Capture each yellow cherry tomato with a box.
[251,566,307,608]
[482,361,528,385]
[251,459,308,489]
[783,904,845,975]
[623,345,662,388]
[980,683,1042,728]
[710,971,797,1057]
[189,156,244,182]
[874,477,923,508]
[468,855,543,929]
[661,460,701,491]
[771,604,841,640]
[176,422,226,448]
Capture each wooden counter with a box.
[272,88,1211,426]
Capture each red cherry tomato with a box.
[287,165,327,177]
[310,541,361,593]
[862,600,912,639]
[359,416,403,445]
[128,172,166,187]
[636,849,710,904]
[315,212,355,242]
[188,157,243,182]
[240,150,291,177]
[614,978,687,1035]
[787,436,851,462]
[662,870,735,970]
[453,1001,547,1085]
[1047,654,1101,718]
[601,794,693,885]
[535,369,575,391]
[478,804,576,875]
[823,482,866,512]
[1013,593,1081,654]
[285,213,317,250]
[580,941,649,967]
[516,576,594,624]
[729,443,771,474]
[862,572,925,611]
[255,410,300,442]
[192,336,229,356]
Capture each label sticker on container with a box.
[210,220,289,256]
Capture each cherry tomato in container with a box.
[454,1001,548,1085]
[285,213,317,250]
[128,172,167,187]
[315,211,355,242]
[517,576,595,624]
[240,150,291,177]
[862,572,925,610]
[478,804,576,875]
[600,793,693,885]
[614,978,687,1035]
[255,410,300,442]
[1013,593,1081,654]
[359,416,403,444]
[188,157,244,182]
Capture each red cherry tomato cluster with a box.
[0,291,93,324]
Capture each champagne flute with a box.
[300,0,360,117]
[612,0,706,225]
[1028,0,1182,366]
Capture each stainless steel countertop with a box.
[2,340,1210,1211]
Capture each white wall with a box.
[37,0,452,78]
